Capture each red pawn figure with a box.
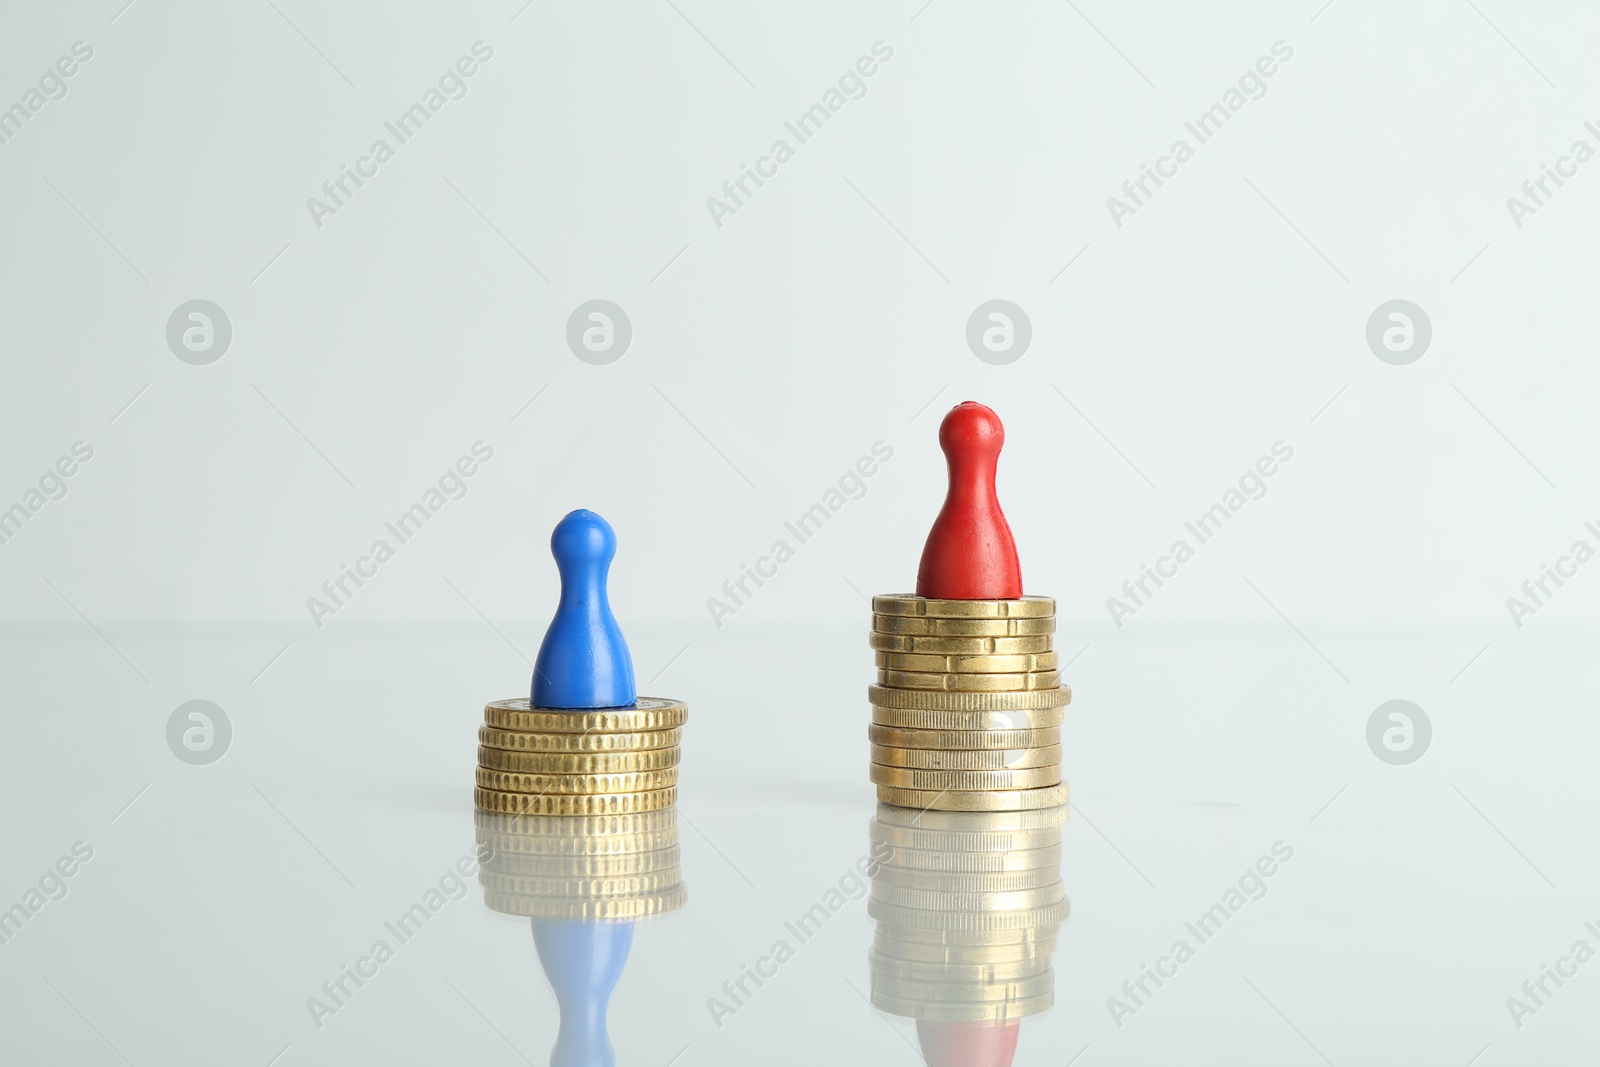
[916,402,1023,599]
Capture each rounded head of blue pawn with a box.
[533,509,637,709]
[551,509,616,573]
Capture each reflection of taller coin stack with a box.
[476,809,687,1067]
[868,805,1067,1063]
[871,402,1070,813]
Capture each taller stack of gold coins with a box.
[869,595,1069,812]
[475,698,687,816]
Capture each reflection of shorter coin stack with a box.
[476,808,686,1067]
[474,808,688,919]
[868,805,1067,1054]
[870,595,1069,813]
[475,698,687,816]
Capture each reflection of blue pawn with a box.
[532,919,634,1067]
[533,510,637,709]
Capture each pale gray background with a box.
[3,0,1599,1064]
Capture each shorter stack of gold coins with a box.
[868,805,1066,1023]
[475,697,687,816]
[870,595,1069,813]
[474,808,688,919]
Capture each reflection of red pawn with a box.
[916,1020,1020,1067]
[917,402,1023,599]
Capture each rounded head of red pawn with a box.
[939,399,1005,458]
[916,401,1023,600]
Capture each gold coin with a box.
[867,685,1070,711]
[478,869,683,897]
[878,668,1062,692]
[873,804,1069,833]
[871,824,1059,855]
[476,766,677,795]
[869,953,1052,982]
[874,924,1061,951]
[868,896,1069,930]
[871,882,1065,912]
[474,808,677,842]
[870,705,1065,731]
[876,784,1068,813]
[482,846,681,877]
[874,864,1061,893]
[871,969,1055,1003]
[884,843,1061,874]
[873,615,1055,637]
[483,697,687,733]
[870,743,1060,771]
[869,724,1060,751]
[869,765,1061,791]
[872,595,1056,619]
[874,651,1059,673]
[873,932,1058,964]
[483,883,688,920]
[474,786,677,816]
[476,829,678,860]
[478,746,680,774]
[869,989,1053,1022]
[869,632,1054,655]
[479,725,682,753]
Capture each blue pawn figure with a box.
[532,918,634,1067]
[533,510,637,709]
